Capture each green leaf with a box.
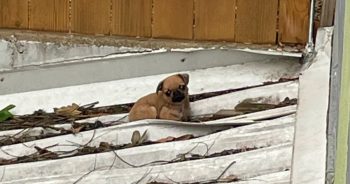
[1,104,15,111]
[0,105,15,122]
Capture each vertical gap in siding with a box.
[28,0,31,30]
[151,0,154,38]
[233,0,237,41]
[276,0,280,44]
[192,0,196,40]
[68,0,72,33]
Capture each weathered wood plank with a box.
[279,0,309,44]
[320,0,336,27]
[111,0,152,37]
[235,0,278,44]
[194,0,235,41]
[29,0,69,32]
[152,0,194,39]
[71,0,111,34]
[0,122,293,182]
[0,0,28,29]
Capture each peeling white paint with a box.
[0,58,300,115]
[1,143,293,184]
[0,116,294,183]
[0,39,151,71]
[291,27,333,184]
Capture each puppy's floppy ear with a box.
[178,73,189,85]
[156,81,164,94]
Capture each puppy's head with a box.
[156,73,189,104]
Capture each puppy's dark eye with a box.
[179,85,185,90]
[165,90,171,96]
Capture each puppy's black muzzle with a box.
[172,90,185,102]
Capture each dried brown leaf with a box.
[155,136,175,143]
[175,134,194,141]
[71,125,84,134]
[131,130,141,145]
[54,103,82,117]
[218,174,239,182]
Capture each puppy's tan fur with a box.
[128,74,190,122]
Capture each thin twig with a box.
[0,167,6,182]
[133,169,153,184]
[112,150,137,168]
[83,130,97,147]
[0,148,20,158]
[164,175,181,184]
[216,161,237,180]
[73,155,97,184]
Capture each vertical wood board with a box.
[235,0,278,44]
[279,0,309,44]
[0,0,28,29]
[153,0,194,39]
[71,0,111,34]
[29,0,69,32]
[111,0,152,37]
[194,0,235,41]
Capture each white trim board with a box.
[291,27,333,184]
[0,49,300,95]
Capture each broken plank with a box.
[229,171,290,184]
[0,52,300,115]
[0,114,294,160]
[0,123,294,182]
[191,81,298,116]
[1,144,292,184]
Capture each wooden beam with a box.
[320,0,336,27]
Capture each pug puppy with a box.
[128,73,190,122]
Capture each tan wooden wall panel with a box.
[112,0,152,37]
[153,0,194,39]
[29,0,69,32]
[71,0,111,34]
[279,0,309,44]
[194,0,235,41]
[235,0,278,44]
[0,0,28,29]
